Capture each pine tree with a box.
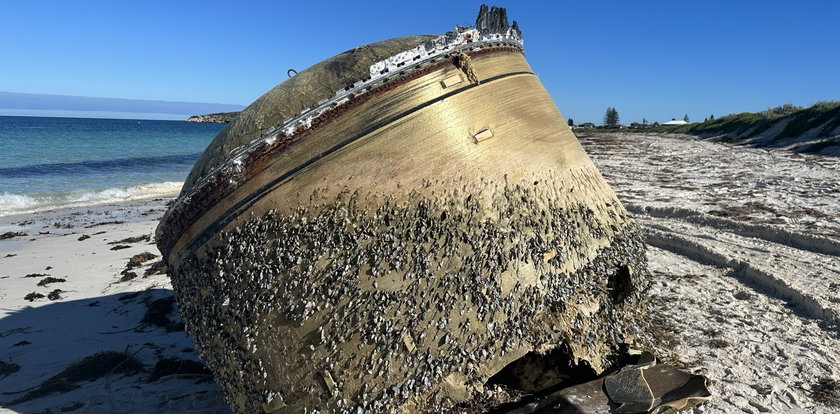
[568,118,574,127]
[710,114,715,120]
[683,114,689,122]
[603,107,619,127]
[642,118,648,125]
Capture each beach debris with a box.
[84,220,125,228]
[144,260,168,276]
[117,252,159,282]
[23,273,48,278]
[5,350,143,404]
[812,378,840,408]
[58,402,84,412]
[125,252,157,269]
[23,292,45,302]
[36,276,66,287]
[47,289,64,301]
[0,360,21,378]
[148,357,211,381]
[109,234,151,245]
[118,291,145,302]
[0,231,26,240]
[141,296,184,332]
[110,245,131,251]
[140,208,161,216]
[45,266,52,270]
[118,271,138,282]
[504,352,712,413]
[77,234,91,241]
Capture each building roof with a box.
[663,120,688,125]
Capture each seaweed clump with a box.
[0,360,21,378]
[8,351,143,404]
[149,357,212,381]
[813,378,840,408]
[141,296,184,332]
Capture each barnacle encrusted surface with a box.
[169,175,647,413]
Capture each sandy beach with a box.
[579,132,840,413]
[0,195,232,413]
[1,132,839,413]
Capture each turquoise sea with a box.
[0,115,224,215]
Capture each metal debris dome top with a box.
[178,5,523,202]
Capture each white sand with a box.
[1,133,838,413]
[0,196,231,413]
[580,132,840,413]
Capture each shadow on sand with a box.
[0,288,231,414]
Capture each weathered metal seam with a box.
[173,70,537,260]
[158,46,524,258]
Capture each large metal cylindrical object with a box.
[157,11,647,413]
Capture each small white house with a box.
[662,119,688,126]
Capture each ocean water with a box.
[0,116,224,215]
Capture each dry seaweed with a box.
[125,252,157,269]
[48,289,64,301]
[144,260,168,276]
[0,360,20,377]
[148,357,211,381]
[141,296,184,332]
[108,235,151,245]
[118,271,137,283]
[812,378,840,408]
[84,221,125,228]
[8,350,143,404]
[1,231,27,240]
[37,277,66,287]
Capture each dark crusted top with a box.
[181,35,436,195]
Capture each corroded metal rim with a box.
[158,43,525,260]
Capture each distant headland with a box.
[185,112,240,123]
[0,91,243,121]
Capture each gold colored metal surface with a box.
[168,50,539,261]
[441,74,463,88]
[183,35,437,190]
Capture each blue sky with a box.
[1,1,838,124]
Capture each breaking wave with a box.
[0,181,183,216]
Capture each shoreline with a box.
[0,181,184,219]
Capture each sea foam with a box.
[0,181,183,216]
